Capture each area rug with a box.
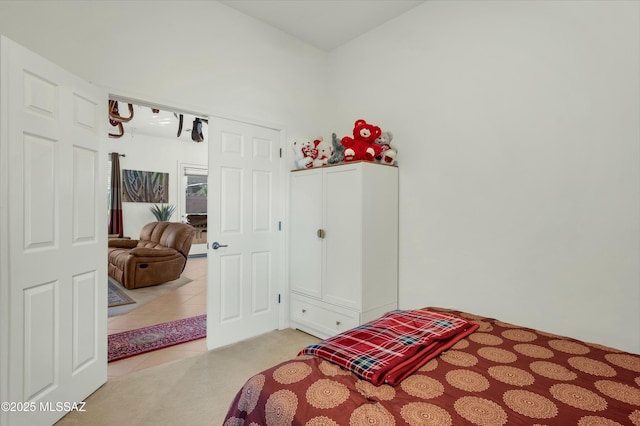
[108,276,193,317]
[108,280,135,308]
[108,314,207,362]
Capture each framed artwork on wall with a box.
[122,169,169,203]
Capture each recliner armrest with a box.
[108,239,139,248]
[129,247,178,257]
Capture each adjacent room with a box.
[0,1,637,425]
[105,102,210,376]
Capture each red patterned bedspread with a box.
[224,307,640,425]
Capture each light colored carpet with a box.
[55,328,320,426]
[108,276,192,317]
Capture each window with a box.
[182,166,208,245]
[184,167,207,216]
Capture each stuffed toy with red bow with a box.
[374,131,398,165]
[341,119,384,162]
[292,137,329,169]
[314,137,334,167]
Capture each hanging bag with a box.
[108,101,134,138]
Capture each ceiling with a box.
[110,1,425,141]
[108,103,208,143]
[219,0,426,51]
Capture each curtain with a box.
[108,152,124,237]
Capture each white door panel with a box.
[220,166,243,233]
[207,117,282,349]
[289,170,323,298]
[1,36,107,426]
[323,167,362,309]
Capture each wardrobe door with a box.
[323,165,362,309]
[289,168,323,298]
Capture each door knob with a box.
[317,229,325,238]
[211,241,228,250]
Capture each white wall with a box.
[0,1,329,160]
[328,0,639,353]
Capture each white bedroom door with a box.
[0,36,107,426]
[206,117,282,349]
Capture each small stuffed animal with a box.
[292,138,318,169]
[313,137,334,167]
[374,131,398,165]
[327,133,344,164]
[341,119,384,162]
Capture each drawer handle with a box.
[302,309,306,313]
[336,321,341,326]
[317,229,325,238]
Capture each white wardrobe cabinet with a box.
[289,162,398,339]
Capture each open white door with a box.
[206,117,283,349]
[0,36,107,426]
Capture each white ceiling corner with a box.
[218,0,426,51]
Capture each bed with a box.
[223,307,640,425]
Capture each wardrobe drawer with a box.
[290,293,359,339]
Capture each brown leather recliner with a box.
[108,222,196,289]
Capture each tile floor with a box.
[107,256,208,378]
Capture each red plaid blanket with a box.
[300,309,479,385]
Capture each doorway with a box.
[106,98,286,375]
[107,99,210,377]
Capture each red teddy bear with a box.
[341,119,384,162]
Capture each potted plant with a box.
[149,203,176,221]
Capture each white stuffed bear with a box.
[374,131,398,165]
[313,137,334,167]
[292,138,319,169]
